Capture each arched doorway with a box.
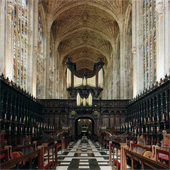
[75,117,94,140]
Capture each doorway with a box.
[75,117,94,140]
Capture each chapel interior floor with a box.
[56,137,112,170]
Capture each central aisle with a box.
[56,138,112,170]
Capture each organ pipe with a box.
[67,68,71,88]
[83,98,86,106]
[87,76,96,87]
[88,93,92,106]
[98,68,103,88]
[83,77,87,86]
[77,93,81,106]
[74,75,83,87]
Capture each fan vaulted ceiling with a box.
[44,0,127,76]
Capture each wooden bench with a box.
[0,148,43,170]
[109,140,128,170]
[123,148,170,170]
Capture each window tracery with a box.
[143,0,156,89]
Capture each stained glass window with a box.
[143,0,156,89]
[13,0,28,90]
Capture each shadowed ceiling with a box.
[44,0,127,76]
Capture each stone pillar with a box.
[165,0,170,75]
[30,0,38,97]
[137,0,144,93]
[45,14,53,99]
[119,20,126,99]
[168,1,170,75]
[53,67,57,98]
[107,67,112,99]
[156,0,165,81]
[55,51,59,98]
[112,41,119,99]
[155,0,170,80]
[0,0,5,75]
[132,0,144,97]
[5,1,13,80]
[52,41,55,99]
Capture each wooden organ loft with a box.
[66,57,104,107]
[0,73,170,169]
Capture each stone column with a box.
[156,0,165,80]
[165,0,170,75]
[107,66,112,99]
[119,19,126,99]
[137,0,144,93]
[132,0,144,97]
[30,0,38,96]
[5,1,13,80]
[112,41,119,99]
[132,0,137,97]
[52,41,55,99]
[0,0,5,74]
[55,51,59,98]
[45,14,53,99]
[105,70,108,99]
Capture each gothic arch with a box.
[124,3,132,34]
[38,4,46,36]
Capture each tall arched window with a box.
[143,0,156,89]
[37,12,44,98]
[13,0,28,90]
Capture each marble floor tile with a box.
[100,166,112,170]
[79,166,89,169]
[55,138,120,170]
[56,166,68,170]
[79,162,89,165]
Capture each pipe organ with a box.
[98,68,103,88]
[67,67,103,88]
[67,68,71,88]
[74,76,83,87]
[66,57,104,106]
[87,76,96,87]
[72,75,97,88]
[77,92,93,107]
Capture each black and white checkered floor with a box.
[56,138,112,170]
